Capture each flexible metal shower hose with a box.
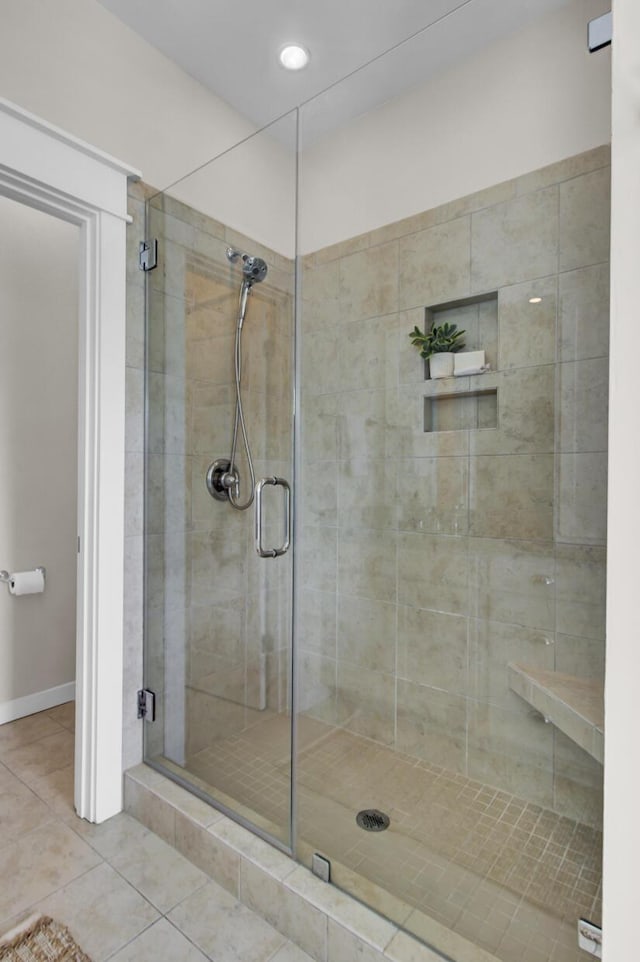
[227,280,255,510]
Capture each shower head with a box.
[226,247,268,284]
[242,254,268,283]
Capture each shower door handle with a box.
[255,477,291,558]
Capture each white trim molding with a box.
[0,682,76,726]
[0,97,140,823]
[604,0,640,955]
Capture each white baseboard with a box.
[0,682,75,725]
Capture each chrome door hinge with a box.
[311,853,331,882]
[139,239,158,272]
[578,918,602,958]
[137,688,156,721]
[588,12,611,52]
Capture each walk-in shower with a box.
[143,5,608,961]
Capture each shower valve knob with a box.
[206,459,239,502]
[221,471,237,489]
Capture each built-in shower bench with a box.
[508,663,604,764]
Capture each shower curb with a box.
[124,764,500,962]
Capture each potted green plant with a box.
[408,321,466,379]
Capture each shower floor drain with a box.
[356,809,390,832]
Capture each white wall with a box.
[1,0,609,259]
[0,0,250,192]
[0,196,78,712]
[603,0,640,957]
[300,0,611,253]
[169,110,298,259]
[0,0,296,255]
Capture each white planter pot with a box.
[429,353,455,379]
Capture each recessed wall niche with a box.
[423,291,498,432]
[424,385,498,432]
[425,290,499,374]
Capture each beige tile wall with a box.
[127,145,608,830]
[299,145,610,826]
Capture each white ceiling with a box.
[98,0,571,142]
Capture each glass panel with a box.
[144,109,297,847]
[296,3,608,960]
[139,3,609,957]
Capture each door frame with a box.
[0,97,139,822]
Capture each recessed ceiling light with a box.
[529,296,543,304]
[279,44,310,71]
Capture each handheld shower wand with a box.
[206,248,268,510]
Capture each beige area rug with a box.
[0,915,93,962]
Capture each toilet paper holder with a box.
[0,566,46,585]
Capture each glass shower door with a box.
[143,110,297,848]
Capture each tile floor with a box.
[184,713,601,962]
[0,704,313,962]
[0,702,600,962]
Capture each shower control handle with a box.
[255,477,291,558]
